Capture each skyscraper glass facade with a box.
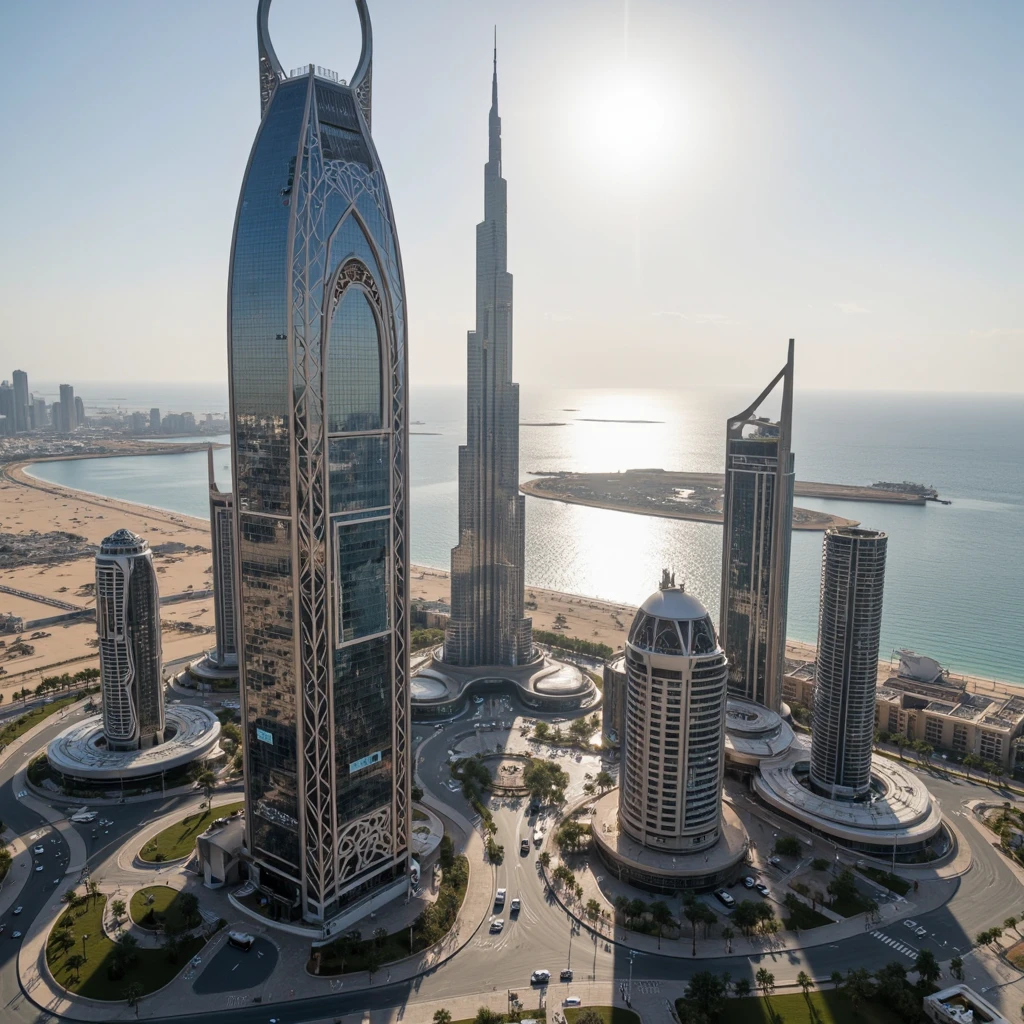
[444,47,532,668]
[228,0,409,925]
[719,341,795,712]
[207,446,238,668]
[95,530,164,751]
[810,528,888,800]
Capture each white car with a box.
[490,918,505,933]
[33,845,44,855]
[13,907,23,915]
[531,970,550,984]
[510,897,521,912]
[35,865,44,873]
[11,931,22,939]
[495,888,506,906]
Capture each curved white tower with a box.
[95,529,164,751]
[619,574,729,852]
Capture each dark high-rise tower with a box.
[719,340,795,713]
[228,0,410,928]
[444,41,532,668]
[12,370,29,432]
[810,527,887,800]
[207,446,237,671]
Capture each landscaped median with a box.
[45,888,206,1001]
[139,800,244,863]
[309,846,469,976]
[129,885,201,933]
[445,1007,640,1024]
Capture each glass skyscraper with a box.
[810,527,887,800]
[444,44,533,668]
[228,0,410,927]
[718,340,795,713]
[207,445,238,671]
[95,530,164,751]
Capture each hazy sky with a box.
[1,0,1021,393]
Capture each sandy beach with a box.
[1,459,1017,705]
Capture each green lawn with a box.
[45,894,204,1001]
[565,1007,642,1024]
[829,892,876,918]
[714,992,904,1024]
[0,690,96,746]
[783,902,832,931]
[129,886,198,932]
[413,808,429,822]
[139,801,244,862]
[856,866,912,896]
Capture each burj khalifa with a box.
[444,43,533,668]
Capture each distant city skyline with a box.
[1,1,1021,393]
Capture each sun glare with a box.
[571,70,685,183]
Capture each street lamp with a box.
[82,934,89,960]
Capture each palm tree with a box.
[61,887,79,907]
[915,948,941,986]
[594,770,614,795]
[110,898,126,924]
[198,770,216,807]
[613,895,629,923]
[650,901,673,949]
[950,956,964,981]
[64,953,85,983]
[87,879,100,905]
[830,970,843,990]
[683,897,702,956]
[735,978,752,998]
[433,1012,452,1024]
[755,967,775,1000]
[843,968,874,1010]
[124,980,144,1018]
[538,851,551,869]
[722,926,735,954]
[797,971,813,997]
[1005,916,1020,937]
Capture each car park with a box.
[531,970,550,985]
[490,918,505,933]
[714,889,735,908]
[755,883,770,898]
[742,876,755,888]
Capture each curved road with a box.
[0,693,1019,1023]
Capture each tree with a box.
[774,835,801,857]
[915,948,942,986]
[797,971,813,997]
[843,968,875,1010]
[828,869,859,907]
[197,769,216,806]
[1006,916,1020,936]
[594,770,614,794]
[433,1011,452,1024]
[650,901,673,948]
[735,978,752,998]
[683,896,703,956]
[163,932,184,964]
[533,722,550,742]
[755,968,775,999]
[110,898,126,923]
[721,926,735,954]
[61,887,79,907]
[522,759,569,805]
[950,956,964,981]
[64,953,85,982]
[87,879,100,904]
[412,785,424,802]
[373,926,388,948]
[538,851,551,869]
[830,970,843,990]
[473,1008,502,1024]
[123,981,144,1017]
[575,1011,603,1024]
[686,972,727,1018]
[628,897,647,925]
[365,947,383,980]
[177,891,200,926]
[585,898,601,922]
[963,753,979,778]
[811,857,829,871]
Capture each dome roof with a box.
[100,529,148,555]
[640,586,710,622]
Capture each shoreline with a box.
[3,460,1020,697]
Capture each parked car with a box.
[714,889,735,908]
[564,997,581,1007]
[768,856,782,866]
[33,845,44,855]
[755,883,770,898]
[742,876,755,888]
[531,970,550,985]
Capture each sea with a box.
[25,384,1024,685]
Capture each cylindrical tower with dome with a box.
[619,571,729,852]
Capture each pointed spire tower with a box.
[444,37,533,667]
